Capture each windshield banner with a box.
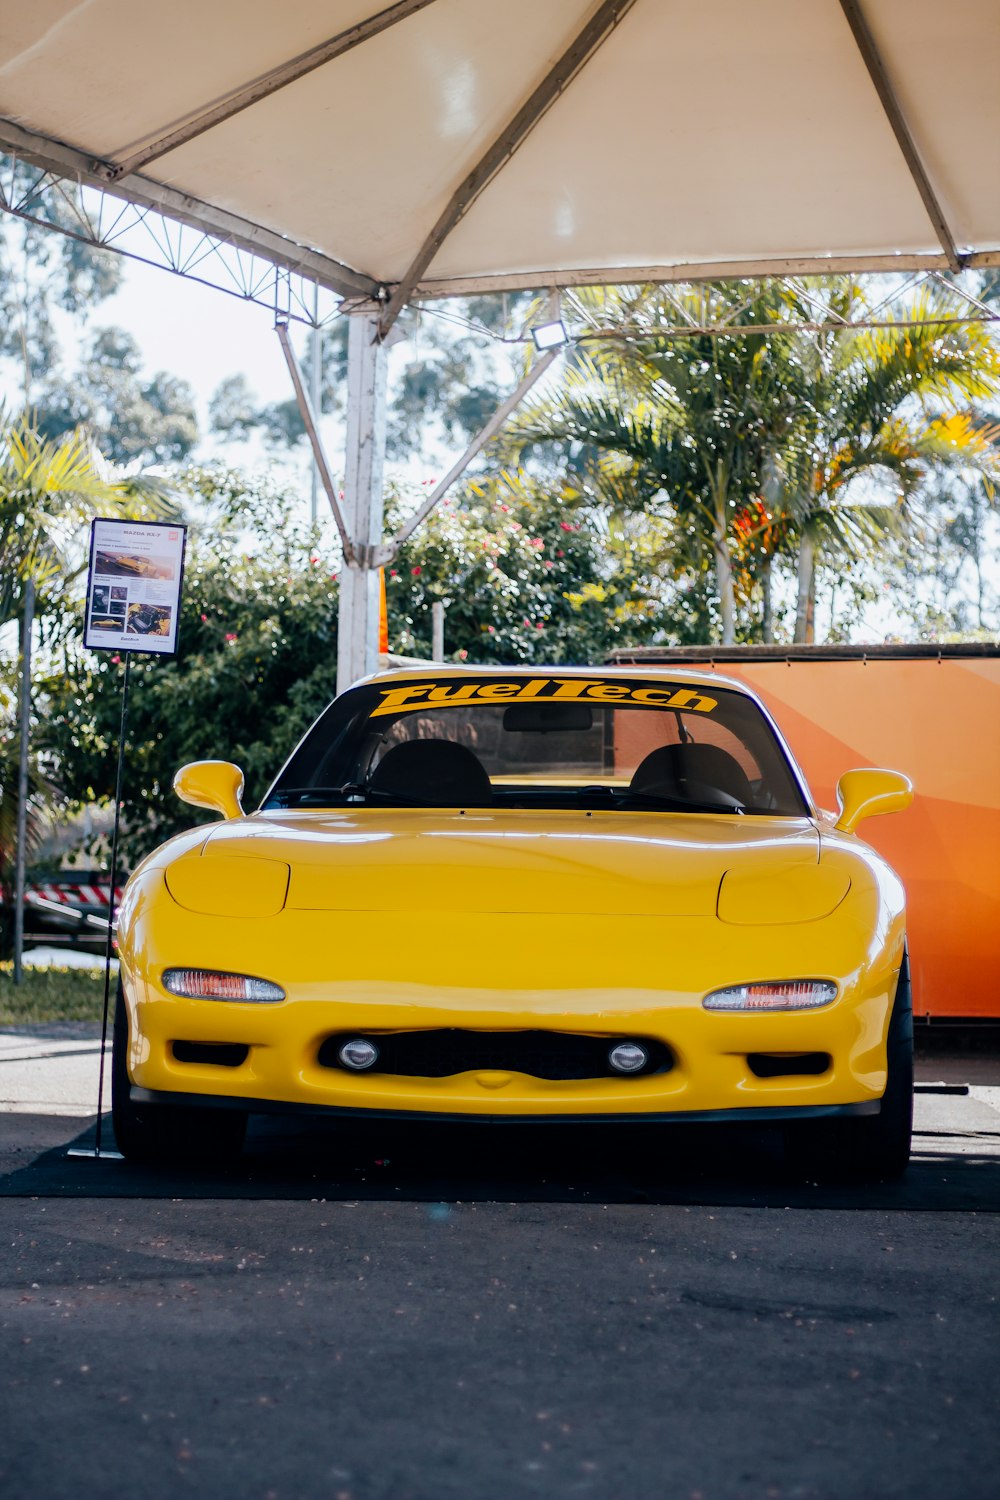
[370,678,719,717]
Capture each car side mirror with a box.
[834,768,912,835]
[173,761,246,820]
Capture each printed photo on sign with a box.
[95,548,176,581]
[126,602,172,637]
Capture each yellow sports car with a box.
[112,666,914,1177]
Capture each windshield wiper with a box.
[617,789,745,815]
[266,786,345,808]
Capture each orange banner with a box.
[696,657,1000,1020]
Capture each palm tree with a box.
[0,415,173,967]
[510,280,1000,644]
[511,282,803,643]
[759,282,1000,640]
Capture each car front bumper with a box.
[117,874,904,1121]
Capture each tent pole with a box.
[309,284,322,528]
[338,305,388,693]
[12,577,34,984]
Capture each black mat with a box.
[2,1111,998,1211]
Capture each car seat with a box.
[368,740,492,806]
[629,742,753,806]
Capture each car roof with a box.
[353,661,757,700]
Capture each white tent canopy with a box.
[2,0,999,319]
[3,0,999,685]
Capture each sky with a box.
[83,256,483,518]
[95,258,330,508]
[97,259,303,421]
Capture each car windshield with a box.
[262,675,809,816]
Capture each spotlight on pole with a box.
[530,319,569,352]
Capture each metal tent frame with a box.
[2,0,999,686]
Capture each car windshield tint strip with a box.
[368,678,719,718]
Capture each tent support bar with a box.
[99,1,440,181]
[0,116,375,299]
[412,251,1000,298]
[379,346,561,562]
[838,0,962,272]
[378,0,639,337]
[275,318,357,563]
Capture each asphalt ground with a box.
[1,1027,998,1500]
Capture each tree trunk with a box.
[760,555,774,643]
[714,530,736,645]
[794,532,816,644]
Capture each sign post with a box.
[69,518,186,1160]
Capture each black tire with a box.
[112,980,247,1167]
[785,949,913,1182]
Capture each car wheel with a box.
[785,949,913,1182]
[111,980,247,1167]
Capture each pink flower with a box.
[536,622,544,631]
[530,538,544,549]
[310,555,319,565]
[556,549,565,558]
[458,649,468,661]
[411,566,422,576]
[559,521,576,532]
[200,613,208,622]
[487,625,496,634]
[389,569,398,577]
[544,560,554,569]
[111,654,121,665]
[225,632,238,642]
[523,618,531,628]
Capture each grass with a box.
[0,962,110,1025]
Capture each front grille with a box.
[317,1029,672,1080]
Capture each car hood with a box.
[191,809,825,919]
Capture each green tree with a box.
[209,297,524,460]
[773,283,1000,640]
[386,471,663,664]
[39,470,341,862]
[510,285,801,643]
[0,415,169,896]
[0,160,122,398]
[36,327,199,467]
[509,280,1000,644]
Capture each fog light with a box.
[703,980,837,1012]
[338,1038,380,1071]
[608,1041,649,1074]
[162,968,284,1003]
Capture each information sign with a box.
[83,518,186,655]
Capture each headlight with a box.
[164,856,289,917]
[716,864,850,924]
[163,968,285,1003]
[703,980,837,1012]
